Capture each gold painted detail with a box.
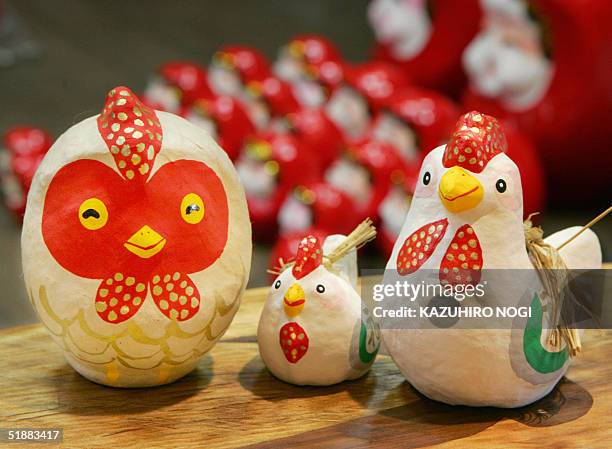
[29,258,246,375]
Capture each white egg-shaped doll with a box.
[22,86,252,387]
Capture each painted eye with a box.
[180,193,205,224]
[415,163,436,198]
[316,284,325,293]
[186,204,200,214]
[495,179,507,193]
[274,280,281,289]
[78,198,108,230]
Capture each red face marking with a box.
[396,219,448,275]
[42,159,228,323]
[42,159,228,277]
[439,225,483,286]
[279,322,309,363]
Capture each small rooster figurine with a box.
[383,111,602,407]
[258,220,380,386]
[22,86,252,387]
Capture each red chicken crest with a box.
[42,87,229,324]
[292,235,323,280]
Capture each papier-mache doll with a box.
[461,0,611,202]
[22,86,252,387]
[209,45,273,129]
[259,220,381,386]
[382,110,602,407]
[235,132,321,241]
[143,61,211,114]
[325,62,409,142]
[0,126,52,221]
[270,181,361,275]
[274,34,345,109]
[368,0,481,94]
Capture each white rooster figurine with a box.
[383,111,602,407]
[258,222,381,386]
[22,86,252,387]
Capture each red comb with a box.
[443,111,507,173]
[292,235,323,279]
[97,86,162,181]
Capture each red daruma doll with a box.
[270,182,360,275]
[143,61,211,113]
[461,0,611,202]
[235,132,321,240]
[325,140,406,224]
[184,92,255,162]
[208,46,273,129]
[0,126,52,220]
[368,0,481,94]
[370,86,459,165]
[274,34,345,108]
[325,62,409,142]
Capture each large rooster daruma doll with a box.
[22,86,252,387]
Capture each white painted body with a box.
[382,145,602,407]
[258,235,379,385]
[22,111,252,387]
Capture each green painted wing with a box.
[523,293,569,374]
[359,312,380,364]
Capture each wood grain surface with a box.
[1,284,611,448]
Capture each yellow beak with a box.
[438,166,484,213]
[124,225,166,259]
[283,283,306,317]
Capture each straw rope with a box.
[323,218,377,267]
[523,206,610,356]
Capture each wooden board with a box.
[1,285,611,448]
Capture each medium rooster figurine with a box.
[21,86,252,387]
[258,221,380,386]
[382,111,602,407]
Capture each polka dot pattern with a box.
[443,111,507,173]
[279,322,309,363]
[396,219,448,276]
[95,272,147,323]
[150,272,201,321]
[93,270,200,323]
[292,235,323,280]
[439,225,483,286]
[97,86,162,181]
